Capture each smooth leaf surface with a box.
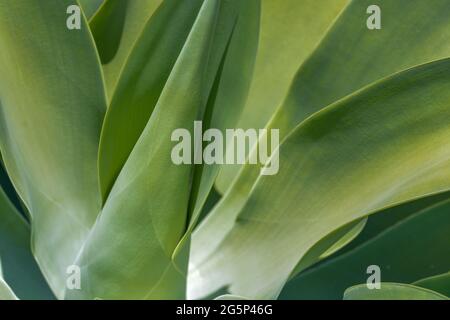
[98,0,204,199]
[0,276,17,300]
[413,272,450,297]
[90,0,163,100]
[0,0,107,298]
[191,0,450,297]
[189,59,450,299]
[78,0,104,19]
[344,283,448,300]
[280,198,450,299]
[215,0,348,193]
[67,0,247,299]
[183,0,260,233]
[0,186,54,300]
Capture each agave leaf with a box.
[98,0,204,200]
[216,0,450,193]
[344,283,448,300]
[0,276,17,300]
[279,198,450,299]
[288,218,368,277]
[78,0,104,19]
[288,191,450,282]
[214,294,248,300]
[413,272,450,297]
[183,0,260,232]
[90,0,163,100]
[0,0,106,298]
[191,0,450,297]
[215,0,349,194]
[189,59,450,299]
[0,186,54,299]
[66,0,247,299]
[200,0,450,247]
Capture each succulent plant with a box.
[0,0,449,300]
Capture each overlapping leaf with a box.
[0,0,107,298]
[413,272,450,297]
[191,0,450,298]
[90,0,163,100]
[344,283,448,300]
[215,0,348,193]
[189,59,450,299]
[280,197,450,299]
[66,0,259,299]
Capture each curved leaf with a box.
[215,0,349,193]
[90,0,163,99]
[0,186,54,299]
[0,0,107,298]
[0,276,17,300]
[66,0,247,299]
[78,0,104,19]
[98,0,204,199]
[195,0,450,270]
[344,283,448,300]
[189,59,450,299]
[413,272,450,297]
[280,198,450,299]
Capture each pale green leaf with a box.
[66,0,246,299]
[280,197,450,299]
[189,59,450,299]
[0,277,18,300]
[0,0,107,298]
[215,0,349,193]
[344,283,448,300]
[78,0,104,19]
[191,0,450,298]
[413,272,450,297]
[90,0,163,100]
[98,0,204,200]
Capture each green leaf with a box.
[183,0,260,232]
[0,186,54,299]
[90,0,163,100]
[413,272,450,297]
[344,283,448,300]
[66,0,247,299]
[189,58,450,299]
[280,197,450,299]
[0,276,18,300]
[214,294,248,300]
[78,0,104,19]
[0,0,107,298]
[196,0,450,270]
[98,0,204,200]
[215,0,349,194]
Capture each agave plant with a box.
[0,0,449,300]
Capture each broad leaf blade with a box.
[191,0,450,297]
[215,0,349,193]
[78,0,104,19]
[98,0,204,200]
[280,198,450,299]
[189,59,450,299]
[0,186,54,300]
[413,272,450,297]
[0,276,17,300]
[344,283,448,300]
[0,0,107,298]
[66,0,245,299]
[90,0,163,100]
